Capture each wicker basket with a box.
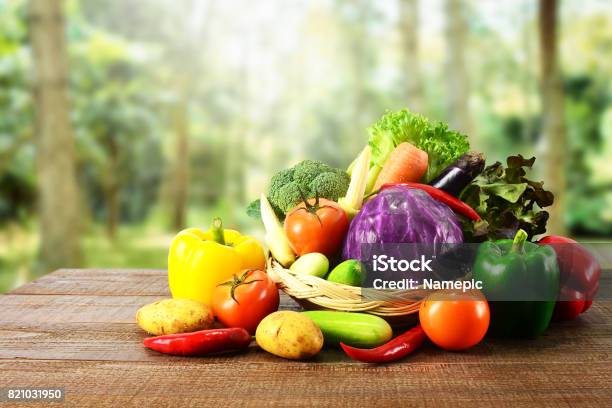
[267,259,431,328]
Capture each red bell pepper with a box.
[143,327,252,356]
[340,325,426,364]
[538,235,600,320]
[379,183,481,221]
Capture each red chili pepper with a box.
[340,325,426,364]
[380,183,481,221]
[143,328,251,356]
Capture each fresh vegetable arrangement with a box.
[134,108,600,365]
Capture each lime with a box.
[327,259,366,286]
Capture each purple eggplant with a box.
[429,152,485,196]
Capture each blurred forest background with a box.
[0,0,610,292]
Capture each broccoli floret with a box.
[246,159,350,220]
[292,160,335,188]
[271,182,305,214]
[270,167,294,192]
[309,171,350,201]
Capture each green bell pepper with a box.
[473,229,559,337]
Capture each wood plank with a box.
[0,359,610,407]
[10,269,168,296]
[11,268,612,300]
[0,292,300,324]
[0,291,610,364]
[1,269,611,406]
[11,269,612,301]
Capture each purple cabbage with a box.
[343,186,463,260]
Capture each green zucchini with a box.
[302,311,392,348]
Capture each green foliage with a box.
[566,192,612,236]
[561,74,612,235]
[0,0,611,291]
[0,224,168,293]
[460,155,554,241]
[0,0,34,224]
[71,31,163,223]
[0,171,35,222]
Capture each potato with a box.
[255,311,323,360]
[136,298,213,335]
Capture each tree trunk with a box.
[538,0,566,235]
[399,0,423,113]
[102,136,120,240]
[171,98,189,231]
[30,0,82,273]
[105,183,119,240]
[444,0,472,136]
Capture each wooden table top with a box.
[0,268,610,407]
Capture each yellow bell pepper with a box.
[168,218,266,306]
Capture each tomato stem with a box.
[295,187,336,226]
[217,270,263,304]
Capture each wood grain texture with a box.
[1,359,610,407]
[0,269,610,407]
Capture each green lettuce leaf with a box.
[459,155,554,241]
[367,109,470,182]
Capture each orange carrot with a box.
[373,142,428,190]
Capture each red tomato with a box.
[284,198,349,257]
[212,269,279,334]
[419,290,490,351]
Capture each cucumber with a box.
[302,311,392,348]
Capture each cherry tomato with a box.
[212,269,279,334]
[284,197,349,257]
[419,290,490,351]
